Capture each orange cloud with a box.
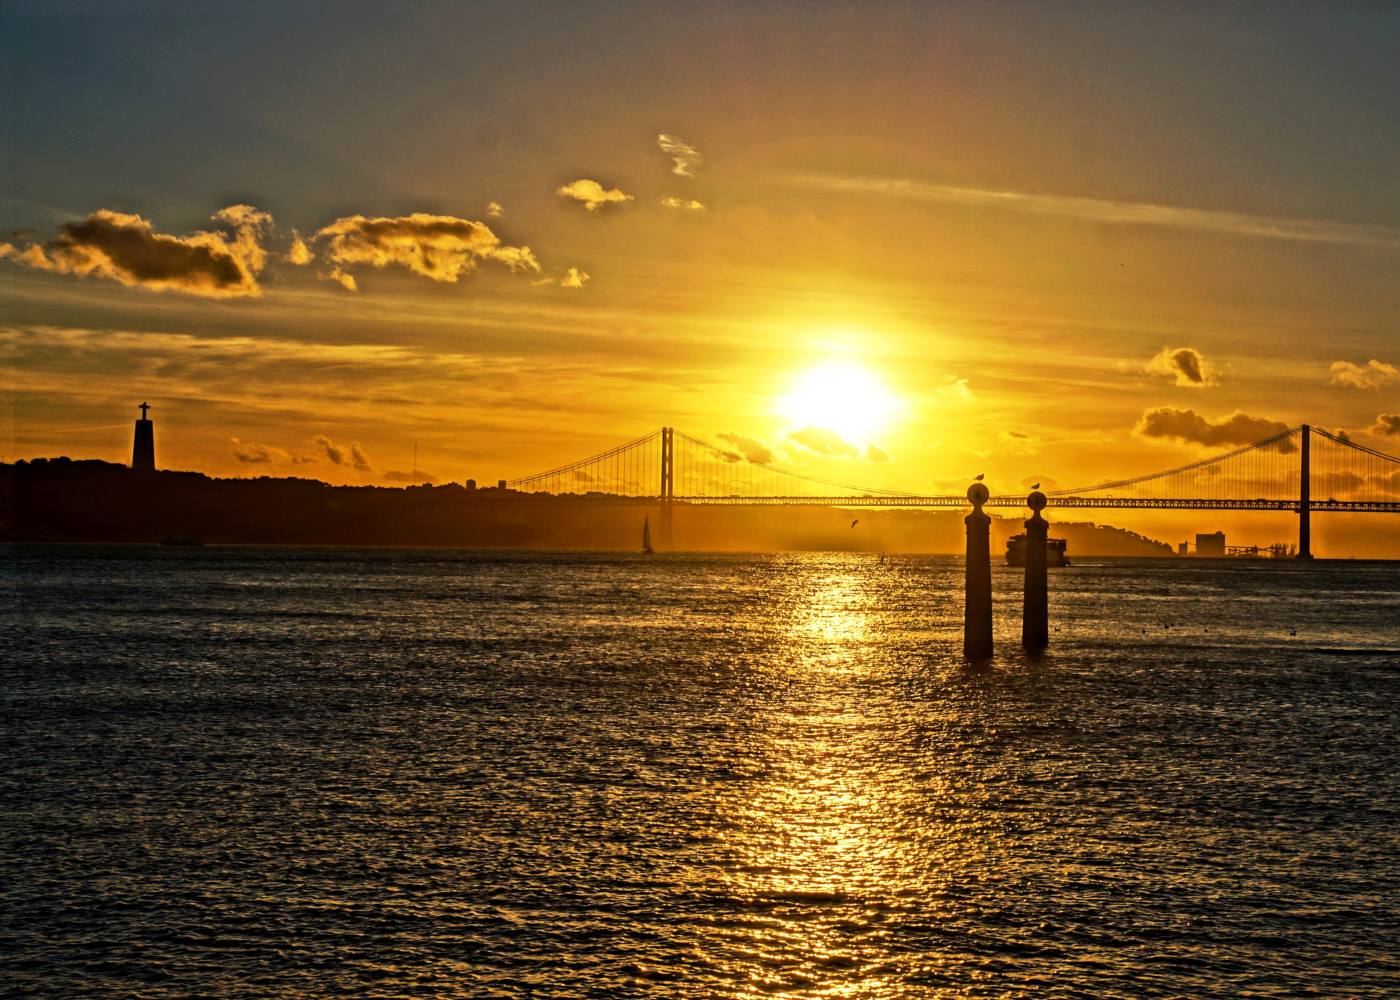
[313,213,539,289]
[0,205,272,298]
[1147,346,1215,387]
[1331,359,1399,390]
[555,179,633,212]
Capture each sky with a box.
[2,1,1399,549]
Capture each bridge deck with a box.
[527,494,1400,513]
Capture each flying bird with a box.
[850,519,860,528]
[974,473,985,481]
[1032,482,1040,489]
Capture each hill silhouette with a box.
[1,458,1175,555]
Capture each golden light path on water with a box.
[3,548,1399,997]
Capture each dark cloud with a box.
[0,205,271,298]
[717,432,774,465]
[312,213,539,290]
[1147,346,1213,386]
[232,437,315,465]
[231,438,275,464]
[1373,413,1400,437]
[788,427,859,458]
[1135,407,1292,450]
[383,469,438,483]
[313,434,371,470]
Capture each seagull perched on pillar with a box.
[973,473,985,481]
[1031,482,1040,489]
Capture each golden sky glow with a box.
[2,4,1398,551]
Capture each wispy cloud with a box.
[788,173,1400,250]
[657,134,702,178]
[1373,413,1400,437]
[556,179,634,213]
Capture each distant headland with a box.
[1,456,1176,555]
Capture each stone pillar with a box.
[964,482,993,662]
[1022,490,1049,651]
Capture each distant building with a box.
[497,479,507,490]
[132,401,155,472]
[1195,531,1226,557]
[1178,541,1189,556]
[465,478,477,491]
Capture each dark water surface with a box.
[3,547,1399,997]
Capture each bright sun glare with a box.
[777,361,899,442]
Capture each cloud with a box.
[788,426,859,458]
[285,231,314,265]
[788,173,1400,250]
[1372,413,1400,437]
[998,429,1041,454]
[935,376,974,400]
[383,469,438,483]
[1330,359,1400,390]
[0,205,272,297]
[717,432,774,465]
[231,438,275,464]
[555,179,634,212]
[1021,474,1060,491]
[1147,346,1215,387]
[1135,407,1292,450]
[865,443,890,463]
[660,196,706,212]
[313,434,371,470]
[486,202,504,217]
[561,266,589,289]
[313,213,539,289]
[657,134,703,177]
[231,437,314,465]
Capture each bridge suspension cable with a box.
[505,423,1400,518]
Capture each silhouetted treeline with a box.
[1,458,1176,555]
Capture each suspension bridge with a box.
[506,425,1400,558]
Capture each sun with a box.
[777,361,900,442]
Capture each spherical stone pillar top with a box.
[967,482,990,506]
[1027,490,1048,511]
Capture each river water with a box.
[2,547,1398,997]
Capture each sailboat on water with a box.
[641,515,654,555]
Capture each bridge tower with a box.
[131,401,155,472]
[1298,423,1312,559]
[659,426,674,547]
